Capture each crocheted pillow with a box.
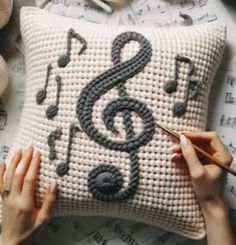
[7,7,226,239]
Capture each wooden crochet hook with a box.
[155,122,236,177]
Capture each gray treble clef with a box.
[77,32,155,202]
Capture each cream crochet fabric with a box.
[4,7,226,239]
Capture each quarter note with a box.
[46,75,62,119]
[36,64,53,105]
[163,55,199,117]
[57,28,88,68]
[56,123,82,177]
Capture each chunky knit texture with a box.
[3,7,226,239]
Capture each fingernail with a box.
[33,149,40,158]
[50,180,57,193]
[180,134,189,149]
[15,160,24,173]
[171,153,178,160]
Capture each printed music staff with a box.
[225,92,236,105]
[220,115,236,129]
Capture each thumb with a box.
[180,134,206,181]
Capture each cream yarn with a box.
[4,7,226,239]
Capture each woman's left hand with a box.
[0,146,57,245]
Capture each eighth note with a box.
[46,75,62,119]
[163,55,199,117]
[58,28,87,68]
[36,73,62,119]
[56,123,82,177]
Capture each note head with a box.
[173,102,187,117]
[58,54,70,68]
[56,162,69,177]
[46,105,58,119]
[88,164,123,195]
[164,80,177,94]
[36,89,47,104]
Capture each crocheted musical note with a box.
[56,124,82,177]
[36,64,53,105]
[36,64,62,119]
[164,55,199,117]
[58,28,87,68]
[46,75,62,119]
[36,29,87,119]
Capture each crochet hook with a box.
[155,122,236,177]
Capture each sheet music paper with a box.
[1,0,236,244]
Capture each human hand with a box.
[171,132,233,208]
[0,146,57,245]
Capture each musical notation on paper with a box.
[225,92,236,105]
[228,142,236,155]
[0,144,9,161]
[47,0,113,24]
[119,0,217,26]
[220,115,236,129]
[226,74,236,88]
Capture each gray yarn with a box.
[48,128,62,161]
[163,55,200,117]
[77,32,155,202]
[56,124,82,177]
[58,28,87,68]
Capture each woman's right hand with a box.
[172,132,233,207]
[171,132,234,245]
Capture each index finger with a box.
[183,131,232,165]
